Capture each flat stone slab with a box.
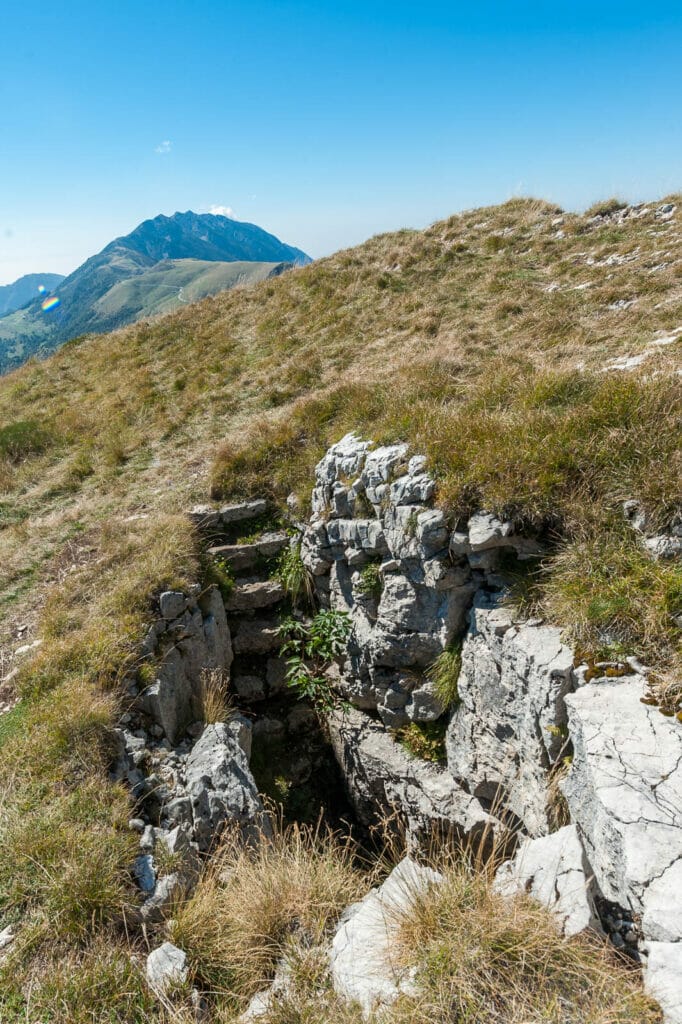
[219,500,268,524]
[224,579,285,612]
[233,619,282,654]
[495,825,602,937]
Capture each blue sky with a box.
[1,1,681,283]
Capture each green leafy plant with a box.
[427,640,462,709]
[277,610,352,714]
[356,559,383,599]
[395,720,447,763]
[277,541,314,608]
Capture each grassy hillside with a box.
[0,194,680,1020]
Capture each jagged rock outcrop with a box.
[137,584,232,744]
[330,857,443,1016]
[561,676,682,963]
[446,591,575,836]
[185,719,271,850]
[302,433,568,841]
[329,706,496,848]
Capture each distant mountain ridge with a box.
[0,273,65,317]
[0,212,311,373]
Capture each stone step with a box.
[225,579,285,613]
[189,499,268,531]
[233,619,281,655]
[208,531,289,572]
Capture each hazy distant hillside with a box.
[0,273,64,316]
[0,212,310,372]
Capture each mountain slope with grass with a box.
[0,194,680,1022]
[0,212,311,372]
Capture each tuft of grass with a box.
[0,419,52,464]
[197,667,232,724]
[393,851,661,1024]
[277,541,314,608]
[0,933,161,1024]
[585,197,628,218]
[170,822,369,1011]
[427,641,462,708]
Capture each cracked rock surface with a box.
[494,824,602,936]
[446,590,575,836]
[561,675,682,943]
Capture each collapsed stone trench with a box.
[113,434,682,1022]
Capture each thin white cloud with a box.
[155,140,172,154]
[209,205,235,218]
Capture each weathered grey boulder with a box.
[139,585,232,744]
[185,721,270,850]
[446,591,575,836]
[330,857,442,1016]
[561,676,682,944]
[159,590,187,620]
[224,579,285,612]
[494,825,602,937]
[329,707,496,848]
[146,942,188,995]
[643,942,682,1024]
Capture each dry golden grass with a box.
[391,852,661,1024]
[197,667,232,723]
[170,821,370,1014]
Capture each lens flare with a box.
[41,296,60,312]
[37,284,47,294]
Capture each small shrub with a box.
[277,541,314,608]
[356,560,383,599]
[427,640,462,708]
[0,420,51,463]
[278,610,352,714]
[395,720,447,763]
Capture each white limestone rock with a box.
[644,942,682,1024]
[446,591,575,836]
[185,721,270,850]
[494,825,602,937]
[146,941,188,996]
[330,857,442,1016]
[561,676,682,945]
[329,706,496,848]
[139,585,232,744]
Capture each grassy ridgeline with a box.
[0,195,679,1020]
